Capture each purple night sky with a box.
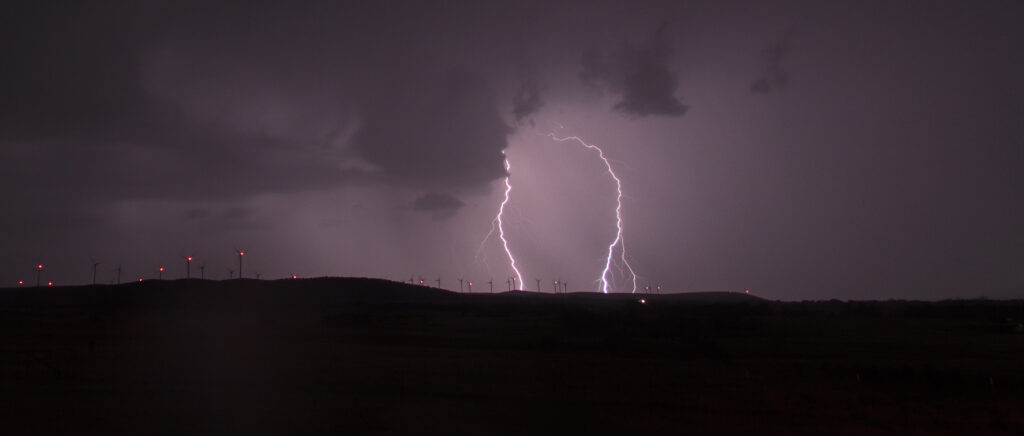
[1,1,1021,300]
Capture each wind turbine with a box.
[35,263,43,287]
[458,278,464,293]
[488,279,493,293]
[234,249,246,279]
[467,281,473,293]
[435,276,441,288]
[199,263,206,280]
[185,256,193,279]
[536,278,540,292]
[227,268,234,279]
[90,257,101,285]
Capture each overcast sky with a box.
[2,0,1021,300]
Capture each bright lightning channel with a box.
[496,151,525,290]
[547,133,638,294]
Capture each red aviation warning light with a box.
[236,250,246,279]
[186,257,193,262]
[745,289,750,295]
[138,278,143,282]
[18,280,24,285]
[36,264,43,270]
[292,275,298,279]
[47,281,53,287]
[419,279,424,285]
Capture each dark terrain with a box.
[2,278,1022,434]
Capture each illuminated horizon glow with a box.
[547,133,638,294]
[496,152,525,290]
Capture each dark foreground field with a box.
[1,278,1022,435]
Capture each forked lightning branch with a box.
[480,131,639,293]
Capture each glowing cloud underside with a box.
[548,133,638,293]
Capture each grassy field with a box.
[1,278,1022,434]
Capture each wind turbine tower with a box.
[237,250,245,279]
[90,258,101,285]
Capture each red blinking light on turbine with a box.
[292,275,298,279]
[47,281,53,287]
[18,280,24,286]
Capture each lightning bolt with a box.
[547,133,638,294]
[490,151,524,290]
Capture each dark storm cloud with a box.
[411,194,468,214]
[0,2,163,144]
[580,24,688,117]
[512,77,544,124]
[751,33,792,93]
[351,69,510,191]
[0,1,367,205]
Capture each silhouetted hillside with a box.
[2,278,1022,434]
